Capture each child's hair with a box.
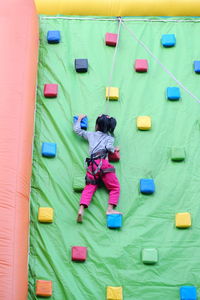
[96,114,117,134]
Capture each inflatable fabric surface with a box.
[35,0,200,16]
[29,16,200,299]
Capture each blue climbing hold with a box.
[73,116,88,130]
[42,142,57,158]
[180,286,197,300]
[107,214,122,229]
[194,61,200,73]
[140,179,155,194]
[167,87,180,100]
[161,34,176,47]
[47,31,61,44]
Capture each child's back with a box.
[73,120,115,155]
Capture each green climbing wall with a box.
[28,16,200,299]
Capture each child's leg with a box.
[77,183,98,223]
[101,172,121,214]
[80,183,98,207]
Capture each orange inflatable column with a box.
[0,1,38,300]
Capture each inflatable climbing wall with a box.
[28,14,200,300]
[2,1,200,300]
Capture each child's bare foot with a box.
[77,213,83,223]
[106,204,122,215]
[77,205,84,223]
[106,209,122,215]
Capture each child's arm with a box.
[106,136,115,153]
[73,115,90,140]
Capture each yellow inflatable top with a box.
[35,0,200,16]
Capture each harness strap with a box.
[87,159,102,174]
[91,149,107,160]
[101,168,115,174]
[85,175,100,185]
[85,149,115,184]
[85,163,115,185]
[87,164,115,175]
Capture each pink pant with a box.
[80,159,120,207]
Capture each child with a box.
[73,114,121,223]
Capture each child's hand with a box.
[115,147,120,152]
[78,114,86,121]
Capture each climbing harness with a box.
[85,149,115,185]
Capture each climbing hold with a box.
[42,142,57,158]
[106,87,119,100]
[38,207,54,223]
[107,214,122,229]
[75,59,88,73]
[134,59,148,72]
[136,116,151,130]
[142,248,158,265]
[71,246,87,262]
[171,147,185,162]
[194,61,200,73]
[107,286,123,300]
[73,176,85,192]
[161,34,176,47]
[105,33,118,47]
[108,149,120,162]
[73,116,88,130]
[36,280,53,297]
[44,84,58,98]
[180,286,197,300]
[167,87,180,100]
[47,30,60,44]
[176,212,191,228]
[140,179,155,194]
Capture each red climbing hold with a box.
[108,149,120,162]
[44,84,58,98]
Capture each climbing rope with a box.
[41,16,200,24]
[105,17,122,114]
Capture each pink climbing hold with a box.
[71,246,87,262]
[134,59,148,72]
[105,33,118,46]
